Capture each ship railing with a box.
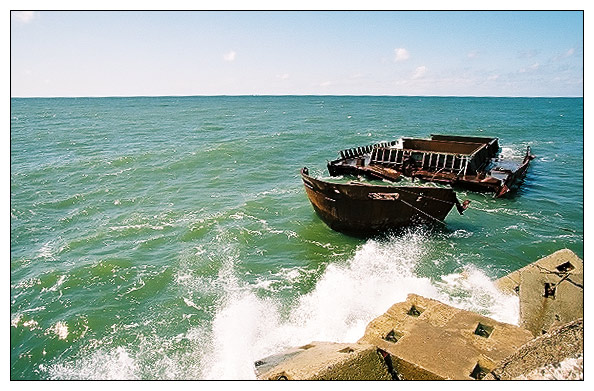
[338,141,397,160]
[370,147,473,176]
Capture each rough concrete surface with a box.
[485,318,583,380]
[255,341,392,380]
[495,249,583,337]
[358,294,534,380]
[253,249,584,380]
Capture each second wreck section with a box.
[328,134,534,198]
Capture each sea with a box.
[10,96,584,380]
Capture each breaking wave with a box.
[197,229,519,379]
[41,229,519,380]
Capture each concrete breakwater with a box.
[254,249,583,380]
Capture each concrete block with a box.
[255,341,393,380]
[495,249,583,337]
[485,318,583,380]
[359,294,533,380]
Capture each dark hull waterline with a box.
[301,168,467,235]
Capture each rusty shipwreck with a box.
[327,135,534,198]
[301,167,469,235]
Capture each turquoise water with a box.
[11,96,583,379]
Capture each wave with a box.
[41,229,519,380]
[40,229,519,380]
[196,229,519,379]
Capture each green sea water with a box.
[10,96,583,379]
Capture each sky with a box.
[10,10,584,97]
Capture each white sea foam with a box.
[45,321,69,340]
[12,277,41,290]
[109,223,168,231]
[435,266,519,325]
[183,297,202,310]
[23,319,40,330]
[199,230,520,379]
[515,355,583,380]
[122,278,145,295]
[44,274,67,292]
[11,314,22,328]
[46,346,140,380]
[44,231,520,380]
[45,323,209,380]
[37,241,56,260]
[499,146,528,160]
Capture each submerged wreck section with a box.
[254,249,584,380]
[328,134,534,198]
[301,167,468,235]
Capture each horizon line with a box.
[10,94,584,99]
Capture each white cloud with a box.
[412,66,427,79]
[487,74,500,81]
[394,48,410,62]
[276,74,290,80]
[223,50,236,62]
[519,63,539,73]
[12,11,37,24]
[518,49,539,59]
[320,81,332,87]
[467,50,478,59]
[552,47,577,62]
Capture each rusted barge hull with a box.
[327,135,534,198]
[301,167,468,235]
